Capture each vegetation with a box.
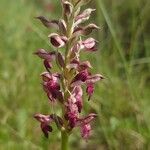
[0,0,149,149]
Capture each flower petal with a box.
[34,49,56,60]
[36,16,59,29]
[86,74,104,84]
[81,124,91,140]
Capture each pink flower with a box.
[72,86,83,113]
[34,114,53,138]
[77,113,97,140]
[65,99,79,128]
[68,59,92,71]
[42,73,62,102]
[76,113,97,127]
[34,49,56,71]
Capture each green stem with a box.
[61,131,69,150]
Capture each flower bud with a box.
[57,52,65,68]
[73,24,100,36]
[58,19,67,35]
[48,33,68,48]
[75,8,95,26]
[82,38,98,51]
[62,0,73,18]
[44,59,52,71]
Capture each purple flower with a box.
[42,73,61,101]
[65,99,79,128]
[34,49,56,71]
[77,113,97,140]
[76,113,97,126]
[72,86,83,113]
[72,72,104,100]
[34,114,53,138]
[68,59,92,71]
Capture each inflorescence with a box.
[34,0,104,141]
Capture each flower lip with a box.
[81,124,91,140]
[86,84,94,100]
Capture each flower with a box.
[34,114,53,138]
[72,86,83,113]
[34,49,56,71]
[41,72,62,102]
[76,113,97,126]
[68,59,92,71]
[65,99,79,128]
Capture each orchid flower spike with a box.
[34,0,104,149]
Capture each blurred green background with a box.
[0,0,150,149]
